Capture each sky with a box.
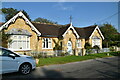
[1,2,119,32]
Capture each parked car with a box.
[0,47,36,75]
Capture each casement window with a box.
[92,36,100,47]
[77,40,81,48]
[8,35,30,50]
[42,38,52,49]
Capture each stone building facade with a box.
[0,11,104,56]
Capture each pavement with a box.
[1,56,120,79]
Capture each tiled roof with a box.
[75,25,96,39]
[32,22,69,37]
[32,22,96,38]
[0,21,96,38]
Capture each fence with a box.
[86,48,110,55]
[115,47,120,51]
[29,47,119,58]
[30,50,69,58]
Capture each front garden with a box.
[36,51,120,67]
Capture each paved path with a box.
[1,56,120,79]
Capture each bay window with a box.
[8,35,30,50]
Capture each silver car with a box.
[0,47,36,75]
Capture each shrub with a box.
[84,42,92,49]
[60,52,65,56]
[109,46,115,51]
[109,51,120,56]
[31,52,48,58]
[92,45,100,53]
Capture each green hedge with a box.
[108,51,120,56]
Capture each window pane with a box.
[49,39,52,48]
[92,38,100,47]
[77,40,81,47]
[42,38,45,48]
[46,38,48,48]
[9,35,30,50]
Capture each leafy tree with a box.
[0,30,12,48]
[100,23,118,40]
[53,39,62,50]
[1,8,31,21]
[84,42,92,54]
[84,42,92,49]
[34,17,57,24]
[53,39,62,56]
[99,23,120,47]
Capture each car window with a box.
[0,49,2,56]
[0,48,14,56]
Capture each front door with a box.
[67,41,73,55]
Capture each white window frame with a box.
[42,38,52,49]
[77,39,82,48]
[8,35,30,51]
[92,36,101,47]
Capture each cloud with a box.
[58,0,66,2]
[53,2,73,11]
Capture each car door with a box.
[0,50,2,74]
[1,49,20,73]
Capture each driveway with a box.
[1,56,120,79]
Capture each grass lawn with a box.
[37,52,115,67]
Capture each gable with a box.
[4,18,34,35]
[91,29,102,39]
[89,26,104,40]
[74,25,104,40]
[0,11,41,36]
[62,23,80,38]
[64,29,76,39]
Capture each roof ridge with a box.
[32,22,62,26]
[74,25,97,29]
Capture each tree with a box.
[34,17,57,24]
[53,39,62,56]
[84,42,92,54]
[53,39,62,50]
[99,23,120,47]
[1,8,31,21]
[84,42,92,49]
[0,30,12,48]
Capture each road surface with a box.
[1,56,120,79]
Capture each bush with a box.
[92,45,100,53]
[109,46,115,51]
[86,49,92,54]
[109,51,120,56]
[84,42,92,49]
[60,52,65,56]
[31,52,48,58]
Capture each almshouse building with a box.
[0,11,104,56]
